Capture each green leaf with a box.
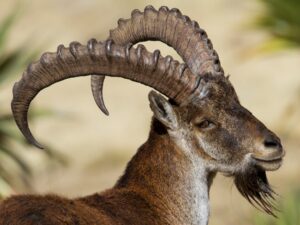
[0,145,31,175]
[0,10,19,55]
[253,189,300,225]
[253,0,300,52]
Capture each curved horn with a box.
[91,5,223,114]
[91,72,109,115]
[11,39,200,149]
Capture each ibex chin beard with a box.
[234,167,277,216]
[233,135,285,216]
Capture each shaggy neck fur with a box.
[114,120,216,225]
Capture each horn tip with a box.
[28,137,44,149]
[101,107,110,116]
[21,125,45,149]
[35,143,45,150]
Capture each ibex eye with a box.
[195,120,214,129]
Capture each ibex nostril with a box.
[264,137,281,149]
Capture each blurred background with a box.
[0,0,299,224]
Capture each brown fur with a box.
[0,121,208,224]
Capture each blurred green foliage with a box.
[253,0,300,52]
[251,1,300,223]
[254,3,300,223]
[0,9,63,199]
[253,0,300,138]
[0,8,31,199]
[253,189,300,225]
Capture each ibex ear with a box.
[148,91,179,130]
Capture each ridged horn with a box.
[91,5,224,115]
[91,74,109,115]
[11,39,200,149]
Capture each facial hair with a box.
[234,167,278,216]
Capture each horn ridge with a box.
[91,6,224,114]
[12,40,198,148]
[108,5,223,76]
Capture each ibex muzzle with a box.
[3,5,284,225]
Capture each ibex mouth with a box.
[252,150,285,161]
[251,153,284,171]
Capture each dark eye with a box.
[195,120,215,129]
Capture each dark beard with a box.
[234,167,278,216]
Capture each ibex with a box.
[0,6,284,225]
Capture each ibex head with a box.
[11,6,284,216]
[152,73,283,171]
[148,73,283,215]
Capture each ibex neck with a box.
[116,122,215,225]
